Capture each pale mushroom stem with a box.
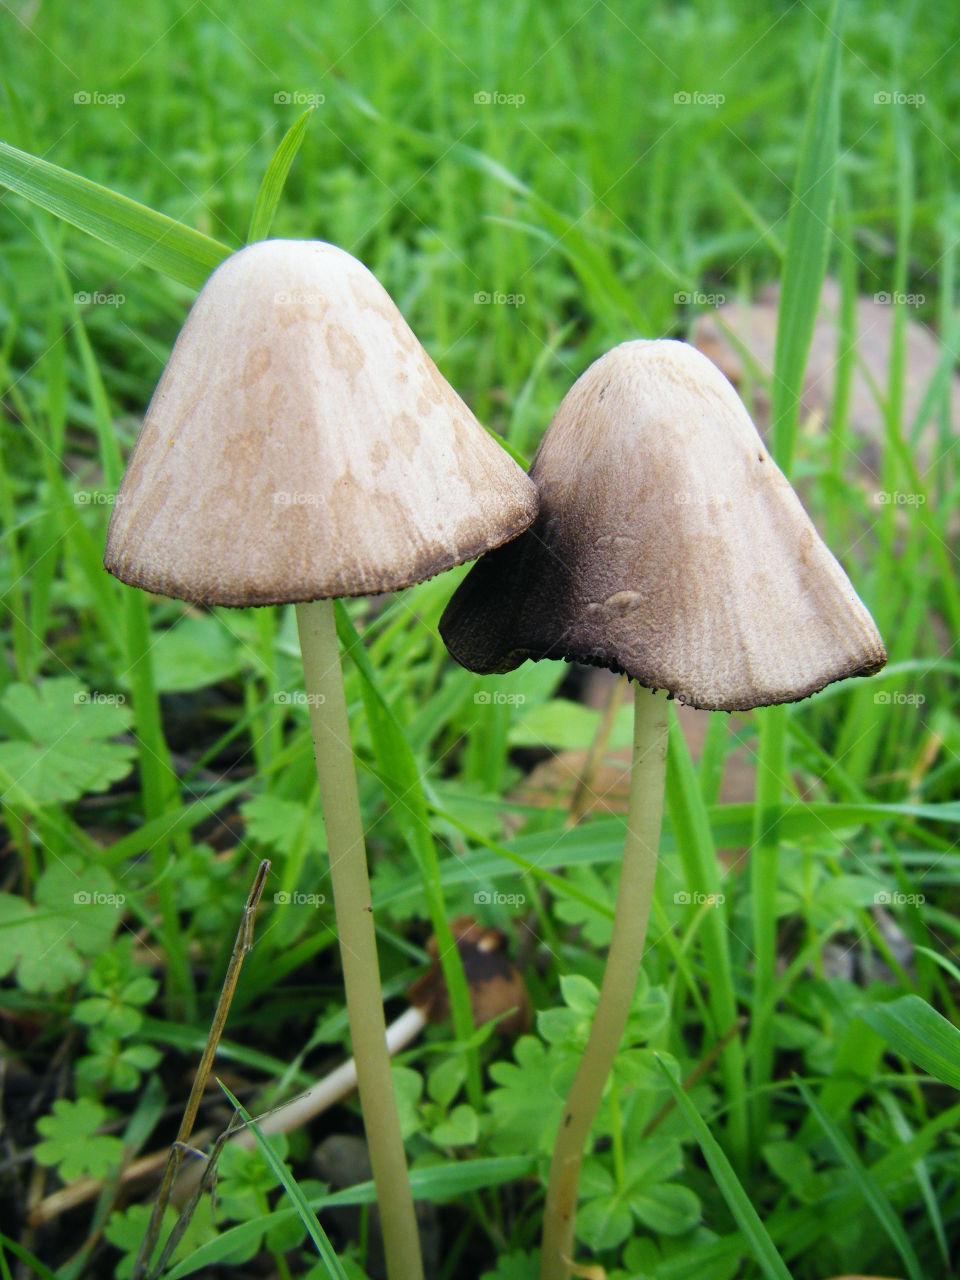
[295,598,424,1280]
[539,686,669,1280]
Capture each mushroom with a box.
[104,238,538,1280]
[438,339,886,1280]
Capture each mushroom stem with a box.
[539,686,669,1280]
[295,598,424,1280]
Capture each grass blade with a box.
[164,1156,532,1279]
[247,108,315,243]
[861,995,960,1090]
[655,1057,792,1280]
[0,142,230,289]
[218,1083,349,1280]
[665,711,747,1163]
[794,1076,924,1280]
[752,0,845,1143]
[0,1238,56,1280]
[770,0,845,469]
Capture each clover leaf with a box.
[0,858,123,992]
[0,678,135,805]
[35,1097,124,1179]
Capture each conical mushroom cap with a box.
[104,240,538,606]
[440,339,886,711]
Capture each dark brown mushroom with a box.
[438,338,886,1280]
[441,338,885,712]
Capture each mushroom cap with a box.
[409,916,531,1036]
[104,239,538,606]
[440,339,886,712]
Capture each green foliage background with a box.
[0,1,958,1277]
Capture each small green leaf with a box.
[242,792,325,855]
[615,1047,665,1091]
[509,698,632,752]
[554,867,614,945]
[392,1065,425,1141]
[576,1192,633,1251]
[148,616,244,693]
[104,1199,219,1280]
[762,1139,820,1201]
[0,678,135,804]
[121,1043,162,1071]
[559,973,600,1017]
[35,1098,123,1179]
[73,995,142,1036]
[430,1103,479,1148]
[623,1139,683,1187]
[122,975,160,1006]
[628,1181,701,1235]
[0,859,122,992]
[487,1037,565,1156]
[427,1056,466,1109]
[537,1005,584,1046]
[480,1251,538,1280]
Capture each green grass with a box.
[0,1,958,1277]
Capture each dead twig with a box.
[131,859,270,1280]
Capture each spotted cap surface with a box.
[105,239,538,605]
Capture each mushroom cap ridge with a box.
[104,239,539,606]
[440,339,886,712]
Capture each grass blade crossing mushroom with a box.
[438,338,886,1280]
[104,238,539,1280]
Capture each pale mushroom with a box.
[438,338,885,1280]
[104,238,538,1280]
[105,239,536,605]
